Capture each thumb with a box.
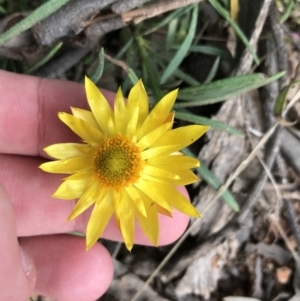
[0,183,36,301]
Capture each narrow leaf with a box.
[0,0,71,46]
[175,111,244,137]
[160,4,198,84]
[27,42,63,74]
[175,71,285,107]
[90,47,105,83]
[183,148,240,212]
[208,0,259,65]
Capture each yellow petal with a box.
[170,170,199,185]
[155,182,201,218]
[68,182,100,220]
[84,76,114,136]
[40,156,92,174]
[52,179,90,199]
[165,112,175,124]
[134,179,172,212]
[64,170,93,181]
[143,165,180,180]
[151,125,209,150]
[59,112,103,143]
[127,79,148,126]
[114,87,126,135]
[125,106,139,138]
[138,89,178,139]
[125,186,147,217]
[147,155,199,170]
[71,107,100,130]
[156,204,172,217]
[134,190,159,246]
[137,122,172,151]
[86,189,114,250]
[119,196,135,251]
[143,169,199,185]
[44,143,92,160]
[141,144,182,160]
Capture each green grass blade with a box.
[142,5,192,36]
[175,111,244,137]
[128,68,139,85]
[175,71,285,107]
[0,0,71,47]
[182,148,240,212]
[115,37,134,59]
[174,68,200,86]
[280,0,295,24]
[26,42,63,74]
[0,5,6,14]
[160,4,198,84]
[172,44,234,64]
[273,79,300,116]
[166,18,179,52]
[204,56,220,83]
[208,0,259,65]
[90,48,105,83]
[136,36,163,101]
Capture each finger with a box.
[1,155,190,245]
[0,183,36,301]
[20,235,113,301]
[0,70,115,156]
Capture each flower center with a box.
[93,134,143,189]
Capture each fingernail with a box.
[20,248,33,276]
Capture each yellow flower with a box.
[40,77,209,251]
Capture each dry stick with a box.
[239,2,288,222]
[129,1,273,300]
[104,53,130,73]
[122,0,203,24]
[269,214,300,265]
[283,199,300,258]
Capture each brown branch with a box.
[122,0,203,24]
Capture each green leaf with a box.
[166,18,179,52]
[90,48,105,83]
[176,111,244,137]
[142,5,193,36]
[280,0,295,24]
[174,68,200,86]
[273,79,300,116]
[204,56,220,83]
[0,0,71,47]
[0,5,6,14]
[136,36,163,101]
[26,42,63,74]
[208,0,259,65]
[116,36,134,59]
[128,68,139,85]
[160,4,198,84]
[172,44,234,64]
[183,148,239,212]
[175,71,285,107]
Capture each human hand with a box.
[0,70,191,301]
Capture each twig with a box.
[283,198,300,258]
[122,0,203,24]
[269,214,300,265]
[238,2,289,222]
[104,53,129,73]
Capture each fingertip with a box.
[21,235,113,301]
[0,183,36,300]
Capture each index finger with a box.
[0,70,115,156]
